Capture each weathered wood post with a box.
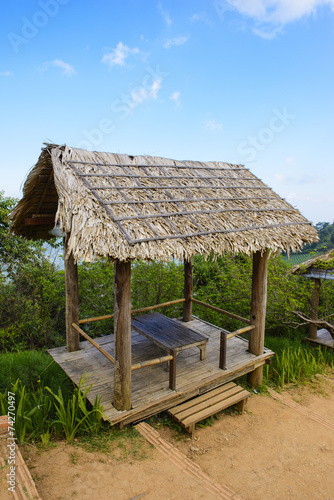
[113,259,132,411]
[309,278,321,340]
[247,250,268,387]
[64,235,80,352]
[183,257,193,322]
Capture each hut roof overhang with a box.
[10,144,318,262]
[291,248,334,280]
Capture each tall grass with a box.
[0,351,105,443]
[0,350,73,397]
[263,336,334,388]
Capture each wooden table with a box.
[131,312,208,390]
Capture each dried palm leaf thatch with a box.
[291,248,334,274]
[10,144,318,263]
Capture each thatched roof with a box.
[291,248,334,279]
[10,144,318,262]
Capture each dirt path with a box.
[6,372,334,500]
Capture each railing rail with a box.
[191,298,251,325]
[72,323,174,372]
[72,323,115,364]
[78,298,185,324]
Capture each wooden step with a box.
[167,382,250,438]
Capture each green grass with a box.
[0,350,74,398]
[263,335,334,388]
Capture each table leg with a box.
[169,351,177,390]
[199,343,206,360]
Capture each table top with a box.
[131,312,208,352]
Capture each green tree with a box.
[0,192,65,351]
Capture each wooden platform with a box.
[167,382,250,437]
[304,328,334,349]
[48,316,274,427]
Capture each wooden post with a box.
[64,236,79,352]
[247,250,268,387]
[309,278,321,340]
[113,259,132,411]
[183,257,193,322]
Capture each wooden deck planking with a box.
[48,317,274,425]
[305,328,334,349]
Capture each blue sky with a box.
[1,0,333,223]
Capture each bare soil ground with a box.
[2,371,334,500]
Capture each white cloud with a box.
[43,59,75,77]
[129,78,162,109]
[217,0,334,38]
[0,71,13,77]
[191,12,209,23]
[205,119,223,132]
[102,42,140,68]
[158,2,172,25]
[164,34,190,49]
[170,91,181,106]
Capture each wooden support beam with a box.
[309,278,321,340]
[25,217,55,226]
[113,260,132,411]
[64,236,80,352]
[183,257,193,322]
[247,250,268,387]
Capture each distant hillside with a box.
[283,222,334,266]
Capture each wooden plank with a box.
[183,257,193,322]
[248,250,268,387]
[182,390,250,428]
[168,382,236,416]
[132,313,208,349]
[24,217,55,225]
[174,385,244,421]
[64,236,79,352]
[113,260,132,411]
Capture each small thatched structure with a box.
[292,248,334,344]
[11,144,317,262]
[291,248,334,280]
[10,144,318,411]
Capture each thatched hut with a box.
[292,249,334,347]
[10,144,318,421]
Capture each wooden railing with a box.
[219,325,255,370]
[191,298,251,325]
[73,298,185,371]
[72,323,115,364]
[78,298,185,324]
[75,297,253,372]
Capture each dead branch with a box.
[293,311,334,339]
